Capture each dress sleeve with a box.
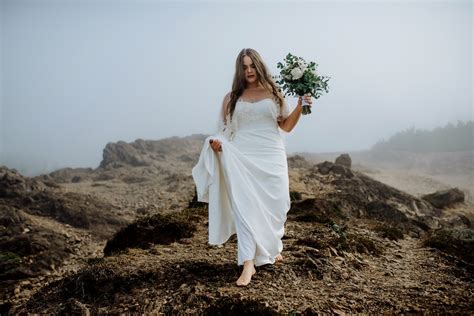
[216,94,235,140]
[277,98,290,122]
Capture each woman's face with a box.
[243,55,257,84]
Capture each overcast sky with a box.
[1,0,472,176]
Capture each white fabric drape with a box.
[192,97,291,266]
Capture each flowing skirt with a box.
[192,126,290,266]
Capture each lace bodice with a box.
[234,98,276,127]
[218,97,290,141]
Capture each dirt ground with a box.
[11,214,473,314]
[7,160,473,314]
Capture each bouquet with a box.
[272,53,330,115]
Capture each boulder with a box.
[422,188,465,209]
[289,197,347,223]
[423,228,474,264]
[335,153,351,168]
[314,161,354,178]
[315,161,332,175]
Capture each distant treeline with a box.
[371,120,473,152]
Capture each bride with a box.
[192,48,312,286]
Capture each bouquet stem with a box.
[301,95,312,115]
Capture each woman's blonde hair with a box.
[225,48,285,121]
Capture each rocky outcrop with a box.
[35,135,207,186]
[100,140,154,169]
[289,197,347,223]
[0,166,128,284]
[99,135,207,170]
[290,157,465,238]
[0,198,113,306]
[15,188,126,238]
[0,208,70,281]
[335,153,352,168]
[314,161,354,178]
[46,167,96,184]
[422,188,465,209]
[0,167,49,198]
[287,155,312,169]
[423,228,474,264]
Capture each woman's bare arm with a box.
[278,96,312,133]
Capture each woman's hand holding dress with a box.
[209,139,222,152]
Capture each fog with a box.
[1,0,472,177]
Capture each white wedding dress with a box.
[192,96,291,266]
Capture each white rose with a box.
[298,59,307,68]
[291,67,304,80]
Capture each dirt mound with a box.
[299,150,474,203]
[0,207,70,281]
[15,211,473,314]
[294,223,384,259]
[1,166,128,239]
[423,228,474,264]
[103,208,205,256]
[0,165,128,306]
[289,197,347,223]
[14,255,161,314]
[45,167,96,184]
[290,161,444,238]
[372,223,404,241]
[29,191,126,237]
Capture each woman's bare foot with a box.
[275,254,283,262]
[236,261,256,286]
